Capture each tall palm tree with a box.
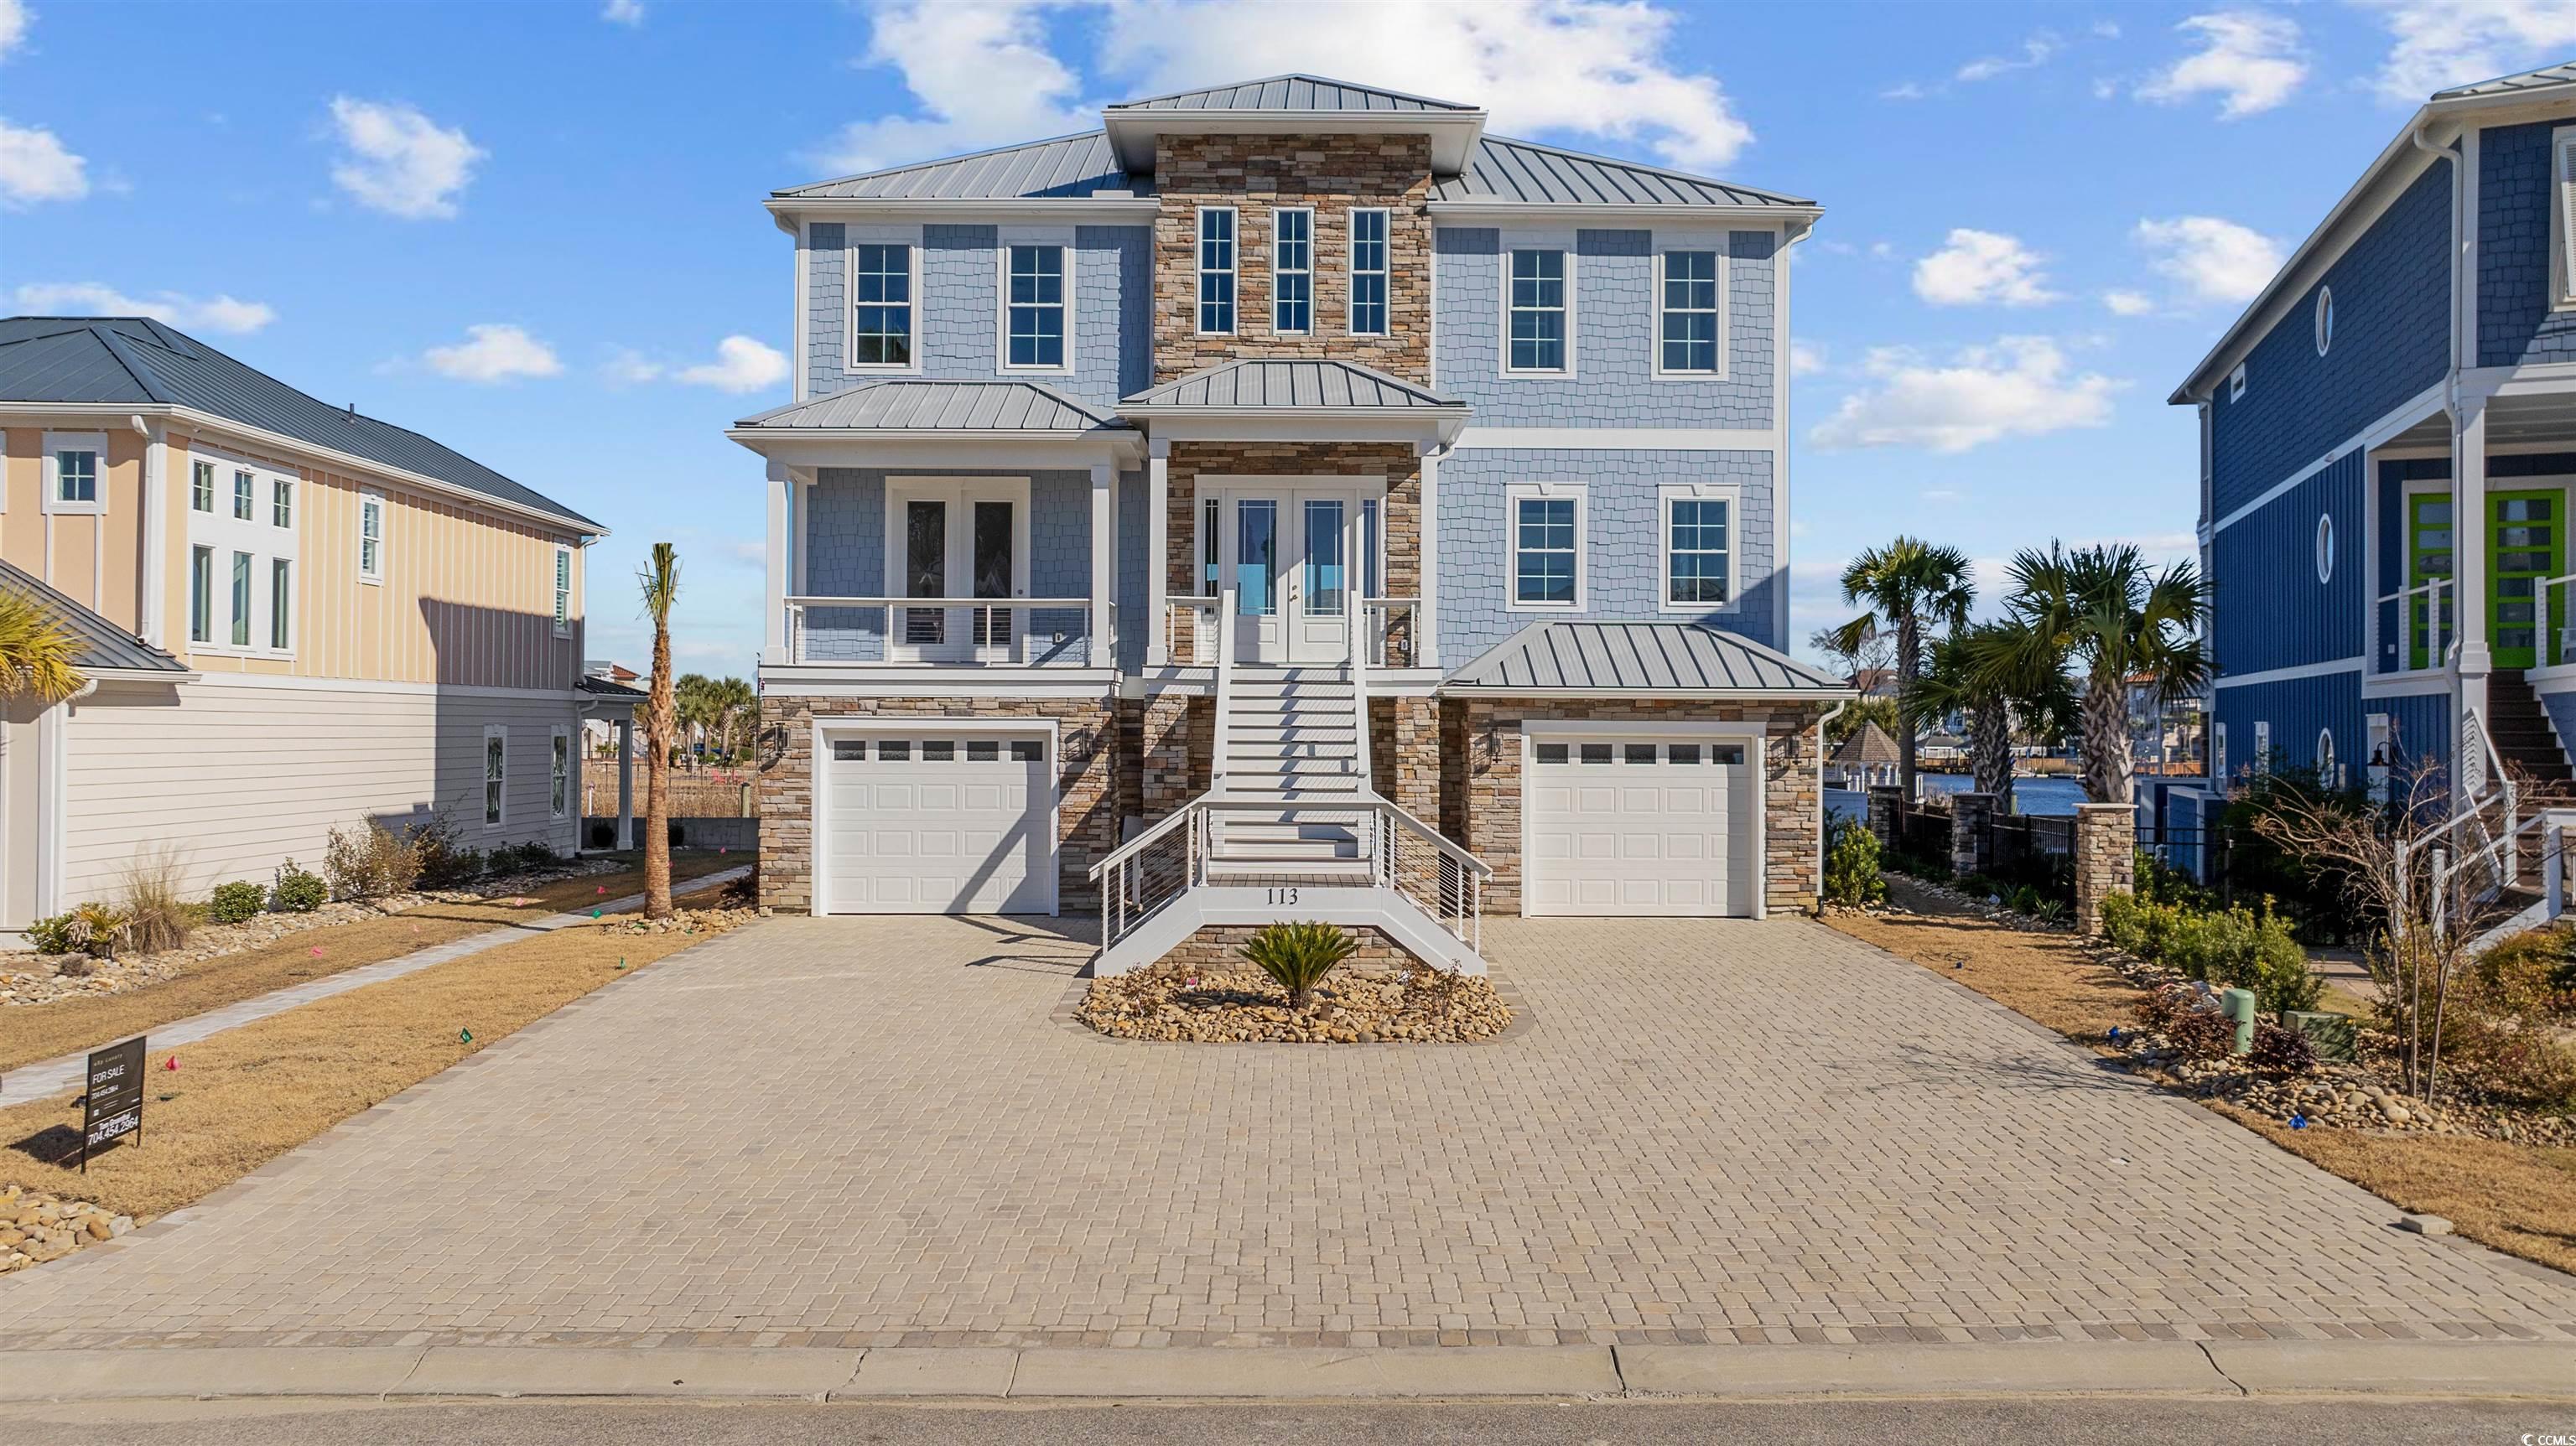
[673,672,717,769]
[1990,542,2210,806]
[711,676,757,762]
[638,544,682,920]
[0,590,83,703]
[1901,621,2075,815]
[1834,536,1975,796]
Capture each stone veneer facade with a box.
[1149,922,1434,975]
[1151,134,1433,385]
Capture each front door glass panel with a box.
[1302,499,1345,617]
[1236,500,1277,617]
[972,499,1012,647]
[2491,490,2562,668]
[905,499,947,645]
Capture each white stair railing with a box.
[1211,583,1239,794]
[2406,703,2526,941]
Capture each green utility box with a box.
[2218,988,2259,1054]
[2278,1009,2358,1062]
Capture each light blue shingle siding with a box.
[2210,450,2364,677]
[1436,448,1775,666]
[802,224,1150,406]
[2208,159,2451,520]
[800,468,1098,661]
[2477,119,2576,367]
[1431,227,1774,426]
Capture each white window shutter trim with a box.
[2560,134,2576,303]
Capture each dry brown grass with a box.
[0,851,741,1075]
[0,905,748,1220]
[1831,876,2576,1280]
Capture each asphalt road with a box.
[0,1397,2565,1446]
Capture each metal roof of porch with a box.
[735,379,1129,433]
[1119,359,1461,411]
[1443,621,1851,695]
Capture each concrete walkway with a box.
[2,867,750,1101]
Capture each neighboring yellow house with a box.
[0,316,637,934]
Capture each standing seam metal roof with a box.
[773,132,1143,201]
[1433,136,1812,208]
[0,318,601,531]
[1105,74,1474,112]
[1121,359,1460,409]
[735,379,1126,432]
[0,558,187,675]
[1444,621,1848,692]
[2432,60,2576,99]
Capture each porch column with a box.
[762,459,792,666]
[1415,441,1441,671]
[2456,393,2491,782]
[616,716,635,851]
[1090,461,1114,667]
[1147,438,1171,666]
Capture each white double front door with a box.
[1215,485,1377,664]
[887,478,1029,664]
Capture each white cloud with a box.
[327,96,484,220]
[0,0,29,61]
[423,324,562,383]
[2357,0,2576,102]
[2135,215,2284,305]
[2102,288,2157,317]
[676,335,790,393]
[0,117,85,205]
[13,282,276,333]
[1912,228,2060,307]
[602,0,643,23]
[601,347,663,386]
[1921,488,1964,503]
[1956,32,2060,83]
[2137,11,2307,118]
[828,0,1754,178]
[1789,339,1826,376]
[1808,336,2123,454]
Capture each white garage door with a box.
[821,732,1055,914]
[1526,735,1756,917]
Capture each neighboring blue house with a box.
[2173,61,2576,861]
[730,75,1849,972]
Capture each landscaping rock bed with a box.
[1078,965,1513,1044]
[607,879,759,936]
[0,858,625,1008]
[0,1184,132,1274]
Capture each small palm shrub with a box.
[270,859,328,914]
[28,901,131,959]
[324,818,423,899]
[206,880,267,925]
[1240,921,1357,1012]
[1821,818,1886,906]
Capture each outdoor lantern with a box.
[2366,741,2391,794]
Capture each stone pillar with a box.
[1140,692,1196,819]
[1867,785,1903,850]
[2074,802,2137,935]
[1949,792,1995,878]
[1391,696,1441,904]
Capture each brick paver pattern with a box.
[6,915,2572,1349]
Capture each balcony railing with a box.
[1166,595,1421,667]
[782,595,1106,667]
[2374,577,2452,677]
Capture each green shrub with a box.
[25,910,80,956]
[205,880,267,925]
[270,860,327,914]
[1821,818,1886,906]
[28,901,129,959]
[412,815,486,889]
[2248,1021,2316,1076]
[1240,920,1357,1012]
[2101,894,2321,1013]
[324,818,423,899]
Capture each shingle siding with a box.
[1431,227,1774,426]
[2214,677,2446,788]
[2210,449,2363,676]
[1437,448,1775,665]
[2208,158,2450,520]
[799,468,1098,662]
[2478,119,2576,367]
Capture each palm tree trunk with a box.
[1971,693,2015,811]
[645,625,674,920]
[1895,611,1921,796]
[2081,668,2134,805]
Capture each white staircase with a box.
[1208,665,1371,880]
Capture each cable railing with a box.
[2374,577,2451,676]
[782,595,1099,666]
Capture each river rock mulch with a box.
[605,878,759,936]
[1078,965,1514,1044]
[0,858,625,1008]
[0,1184,132,1274]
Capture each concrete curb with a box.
[3,1340,2570,1404]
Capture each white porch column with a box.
[1415,440,1441,671]
[762,459,792,665]
[1147,438,1171,666]
[2456,394,2491,765]
[138,418,168,649]
[1090,460,1115,667]
[616,716,636,852]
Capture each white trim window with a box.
[553,546,574,636]
[2314,285,2334,355]
[483,725,507,829]
[188,544,214,644]
[1505,248,1570,373]
[1348,207,1389,336]
[2252,718,2271,775]
[850,241,916,369]
[231,467,255,521]
[272,477,294,529]
[1655,248,1724,376]
[190,459,215,512]
[358,490,385,583]
[1507,483,1583,609]
[2555,125,2576,309]
[2315,512,2334,583]
[1659,486,1736,610]
[550,725,572,820]
[1003,243,1068,371]
[2228,363,2247,403]
[1197,207,1237,334]
[228,549,253,646]
[269,557,293,651]
[42,433,106,515]
[1273,206,1313,334]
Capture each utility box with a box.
[2278,1009,2358,1062]
[2219,988,2258,1054]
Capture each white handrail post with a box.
[1213,584,1239,797]
[2548,823,2565,920]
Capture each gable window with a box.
[1349,208,1389,336]
[231,469,254,521]
[483,726,507,828]
[189,545,213,644]
[1197,207,1237,334]
[270,558,293,650]
[2228,362,2247,402]
[191,459,215,511]
[42,433,106,514]
[359,491,385,583]
[1004,244,1067,370]
[550,727,572,820]
[1273,207,1312,334]
[553,547,573,636]
[2555,127,2576,308]
[2314,286,2334,355]
[1661,490,1733,609]
[1658,249,1722,375]
[273,478,293,528]
[229,550,253,646]
[851,242,914,367]
[1507,248,1568,372]
[55,448,97,504]
[1508,485,1582,609]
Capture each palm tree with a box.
[1989,542,2210,806]
[638,544,682,920]
[1901,622,2075,815]
[1834,536,1975,796]
[711,676,757,763]
[0,589,83,703]
[673,672,717,770]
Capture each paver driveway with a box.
[5,915,2573,1349]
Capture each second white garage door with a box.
[1525,734,1756,917]
[820,732,1055,915]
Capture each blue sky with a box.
[3,0,2570,676]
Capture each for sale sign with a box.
[80,1035,145,1170]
